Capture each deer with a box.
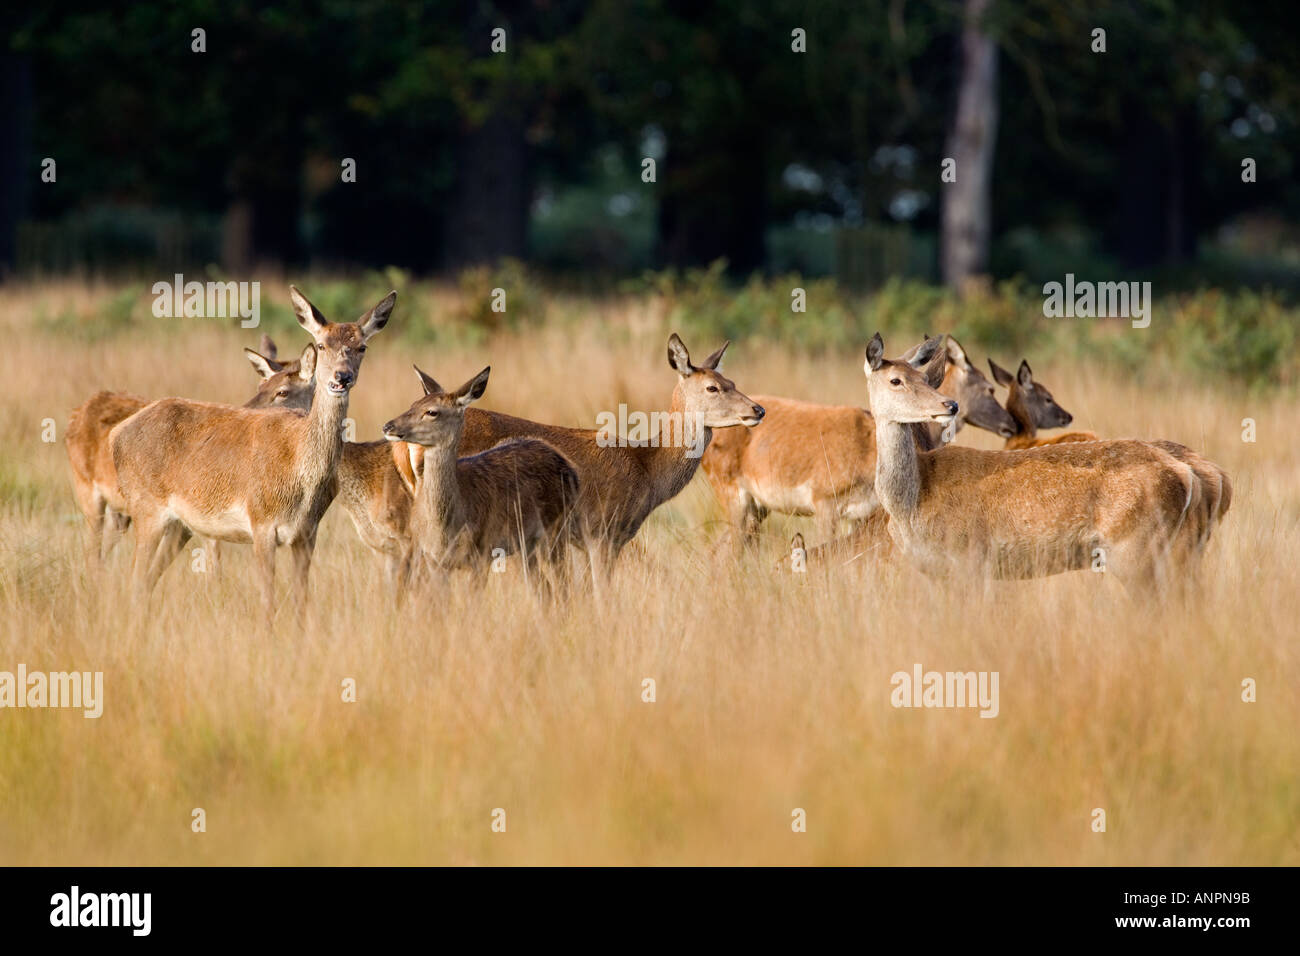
[380,365,580,590]
[987,358,1098,448]
[447,333,765,578]
[326,334,761,585]
[862,332,1213,589]
[67,336,315,568]
[701,333,1001,547]
[986,355,1230,548]
[334,437,421,586]
[229,338,426,587]
[108,286,394,624]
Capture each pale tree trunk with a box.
[941,0,999,290]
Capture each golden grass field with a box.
[1,277,1297,865]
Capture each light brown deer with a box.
[109,287,394,622]
[67,337,315,567]
[786,362,1233,576]
[381,366,580,588]
[863,332,1209,589]
[988,358,1098,448]
[702,334,976,546]
[986,357,1234,551]
[236,337,426,586]
[334,438,421,585]
[328,334,760,583]
[449,334,764,572]
[1148,439,1232,555]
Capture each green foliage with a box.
[38,272,1297,390]
[452,258,544,333]
[630,267,1299,389]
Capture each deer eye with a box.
[706,385,719,393]
[276,389,289,398]
[890,378,902,386]
[358,345,367,353]
[424,410,438,419]
[316,344,324,350]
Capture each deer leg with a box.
[289,533,316,627]
[730,489,765,551]
[81,495,107,571]
[251,532,278,630]
[130,513,166,606]
[547,545,572,605]
[814,507,839,547]
[582,538,616,603]
[383,548,402,596]
[102,508,131,563]
[131,513,188,605]
[146,521,191,589]
[1102,536,1162,599]
[523,547,551,604]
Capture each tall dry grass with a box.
[0,277,1296,865]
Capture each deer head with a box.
[864,333,959,427]
[666,333,765,428]
[943,338,1017,438]
[289,286,394,398]
[243,340,316,412]
[989,358,1074,431]
[382,365,491,450]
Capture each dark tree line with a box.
[3,0,1298,284]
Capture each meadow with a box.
[0,274,1296,865]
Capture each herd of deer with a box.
[65,286,1229,627]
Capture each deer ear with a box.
[700,340,730,370]
[921,345,948,390]
[244,348,280,380]
[667,333,694,375]
[946,336,973,370]
[259,333,278,362]
[359,290,396,341]
[455,366,490,407]
[1017,360,1034,390]
[298,344,316,381]
[289,286,328,336]
[413,365,442,396]
[988,359,1014,387]
[908,334,945,370]
[865,333,885,372]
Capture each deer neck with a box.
[875,418,922,524]
[640,390,711,502]
[299,381,348,485]
[413,434,468,557]
[914,422,943,452]
[1006,391,1036,441]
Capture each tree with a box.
[941,0,998,288]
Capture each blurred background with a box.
[3,1,1300,388]
[4,0,1299,288]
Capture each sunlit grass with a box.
[0,277,1296,865]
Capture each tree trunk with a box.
[440,112,529,270]
[941,0,999,290]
